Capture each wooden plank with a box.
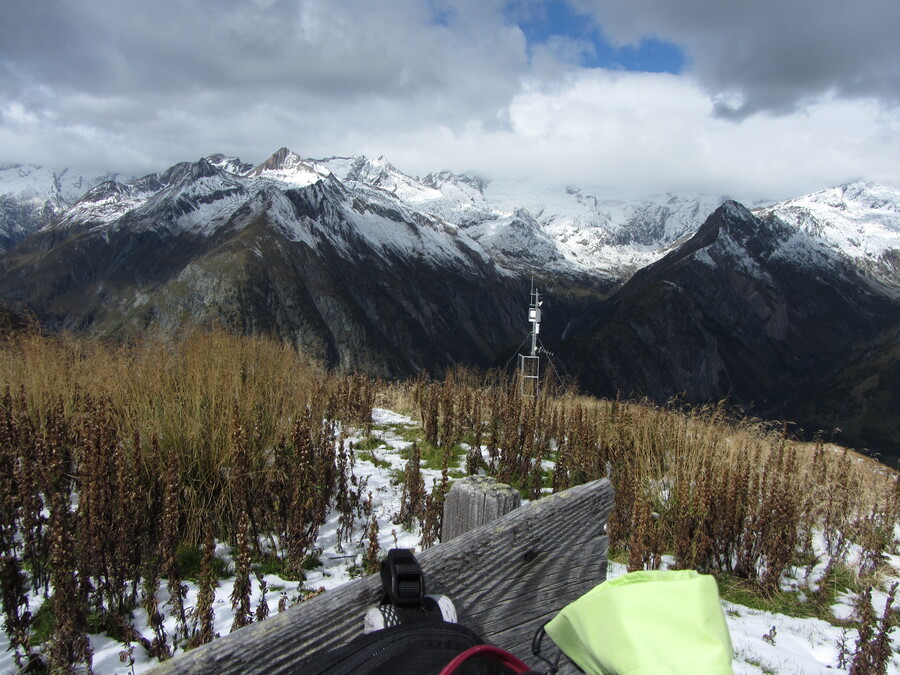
[150,478,613,674]
[441,475,522,542]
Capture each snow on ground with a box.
[1,408,898,674]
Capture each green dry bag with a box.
[544,569,733,675]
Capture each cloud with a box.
[0,0,898,201]
[363,70,900,202]
[0,0,527,111]
[568,0,900,118]
[0,0,529,171]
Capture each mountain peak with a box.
[786,180,900,213]
[755,181,900,290]
[155,158,221,186]
[205,154,254,176]
[0,164,131,251]
[719,199,755,221]
[251,148,331,187]
[252,147,303,174]
[343,155,402,184]
[422,170,487,195]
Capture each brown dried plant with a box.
[363,513,381,576]
[230,511,254,633]
[0,555,33,669]
[850,583,898,675]
[188,530,218,648]
[397,442,426,529]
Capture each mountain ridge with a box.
[561,199,899,457]
[1,148,898,460]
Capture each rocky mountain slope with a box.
[561,200,899,458]
[0,149,898,459]
[0,150,534,375]
[756,181,900,292]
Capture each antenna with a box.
[519,279,542,397]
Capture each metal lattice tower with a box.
[519,282,542,397]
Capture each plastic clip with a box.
[380,549,426,607]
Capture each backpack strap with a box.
[438,644,538,675]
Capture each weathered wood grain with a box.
[150,478,613,674]
[441,475,522,542]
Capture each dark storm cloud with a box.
[570,0,900,118]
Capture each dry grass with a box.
[0,330,897,671]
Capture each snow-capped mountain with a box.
[480,182,731,278]
[755,181,900,291]
[0,164,127,252]
[564,200,900,458]
[1,147,898,459]
[0,149,526,376]
[316,154,731,279]
[6,152,899,289]
[60,150,494,274]
[317,155,498,236]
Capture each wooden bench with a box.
[151,477,614,674]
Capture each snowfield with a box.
[0,409,898,674]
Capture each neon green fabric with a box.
[544,569,733,675]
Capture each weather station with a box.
[519,282,543,397]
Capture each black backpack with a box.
[293,620,538,674]
[291,550,544,675]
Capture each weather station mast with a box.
[519,281,543,397]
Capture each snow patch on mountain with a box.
[260,188,321,249]
[318,156,493,228]
[480,180,728,276]
[318,156,730,278]
[145,172,251,235]
[62,180,159,227]
[340,189,489,272]
[62,165,252,236]
[468,209,562,271]
[0,164,130,250]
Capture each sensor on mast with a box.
[519,282,542,397]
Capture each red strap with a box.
[438,644,533,674]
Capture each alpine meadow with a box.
[0,327,898,672]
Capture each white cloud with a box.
[363,70,900,202]
[0,0,897,202]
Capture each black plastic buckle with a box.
[380,549,426,607]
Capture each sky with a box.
[1,0,899,202]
